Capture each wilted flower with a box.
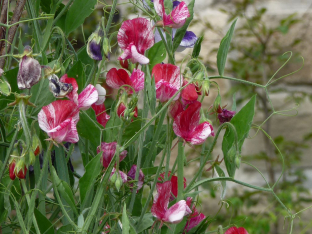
[91,103,110,128]
[217,106,235,124]
[158,172,187,200]
[154,0,190,28]
[183,197,206,233]
[117,18,154,64]
[17,46,41,89]
[87,28,104,61]
[38,100,80,143]
[60,74,98,110]
[97,142,127,168]
[173,101,214,145]
[127,165,145,192]
[151,181,191,225]
[106,68,144,94]
[48,74,73,98]
[225,227,249,234]
[152,63,182,102]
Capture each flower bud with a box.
[235,155,241,169]
[110,172,117,183]
[217,225,224,234]
[17,46,41,89]
[32,133,42,156]
[103,37,110,60]
[201,79,210,96]
[213,93,221,113]
[87,28,104,61]
[115,174,122,191]
[15,159,27,179]
[9,160,16,180]
[119,59,129,70]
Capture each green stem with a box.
[105,0,118,34]
[52,0,74,25]
[177,139,184,201]
[87,61,98,87]
[209,76,265,88]
[157,27,175,64]
[0,128,18,181]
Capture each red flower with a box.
[151,181,191,224]
[38,100,80,143]
[106,68,144,93]
[9,160,16,180]
[158,172,186,200]
[127,165,145,192]
[60,74,98,110]
[91,103,110,128]
[117,18,154,64]
[97,142,127,168]
[181,80,198,105]
[168,100,184,119]
[16,166,27,179]
[154,0,190,28]
[173,101,213,145]
[225,227,249,234]
[117,102,138,120]
[152,63,182,103]
[183,198,206,233]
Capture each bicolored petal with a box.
[153,0,165,17]
[130,44,150,64]
[92,103,110,128]
[106,68,131,90]
[95,84,106,105]
[225,227,249,234]
[48,118,79,143]
[97,142,127,168]
[180,31,197,48]
[78,84,98,110]
[17,56,41,89]
[127,165,145,191]
[168,100,184,119]
[164,200,189,223]
[130,69,145,92]
[188,122,213,145]
[151,181,172,220]
[184,213,206,233]
[181,80,198,104]
[170,1,190,25]
[60,74,79,104]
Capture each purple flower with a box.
[217,108,236,124]
[127,165,144,192]
[87,28,104,61]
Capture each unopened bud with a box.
[217,225,224,234]
[115,174,123,191]
[213,93,221,113]
[110,172,117,183]
[9,160,16,180]
[0,78,11,96]
[103,37,110,59]
[15,159,27,179]
[87,28,103,61]
[235,155,241,169]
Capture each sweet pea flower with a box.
[106,68,144,93]
[181,79,198,105]
[173,101,214,145]
[87,28,104,61]
[97,142,127,168]
[91,103,110,128]
[183,197,206,233]
[151,181,191,225]
[217,106,236,124]
[168,100,184,119]
[151,63,182,102]
[60,74,98,110]
[158,172,186,200]
[154,0,190,28]
[38,100,80,143]
[95,84,106,105]
[225,227,249,234]
[117,18,154,64]
[127,165,145,192]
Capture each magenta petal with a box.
[106,68,131,89]
[130,69,145,92]
[184,213,206,233]
[92,103,110,128]
[188,122,212,145]
[225,227,249,234]
[111,168,128,183]
[151,181,172,220]
[164,200,188,224]
[78,84,98,110]
[97,142,127,168]
[170,1,190,25]
[155,81,180,102]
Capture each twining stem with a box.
[177,139,184,201]
[209,76,265,88]
[105,0,118,35]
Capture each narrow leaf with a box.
[122,204,130,234]
[217,18,238,76]
[214,165,226,200]
[192,36,204,58]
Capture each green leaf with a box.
[222,95,256,177]
[33,208,54,234]
[0,78,11,96]
[135,213,154,233]
[55,147,70,184]
[147,41,167,70]
[172,0,195,52]
[217,18,238,76]
[51,166,78,216]
[79,152,102,204]
[215,165,226,200]
[65,0,97,35]
[192,36,204,58]
[122,118,143,145]
[77,109,103,150]
[122,204,130,234]
[67,60,86,93]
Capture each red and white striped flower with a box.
[181,79,198,105]
[152,63,182,103]
[183,197,206,233]
[158,172,187,201]
[151,181,191,224]
[117,18,154,64]
[154,0,190,28]
[106,68,144,94]
[97,142,127,168]
[173,101,213,145]
[38,100,80,143]
[92,103,110,128]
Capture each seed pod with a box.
[17,46,41,89]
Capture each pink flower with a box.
[173,101,213,145]
[117,18,154,64]
[91,103,110,128]
[106,68,144,93]
[158,172,186,200]
[183,198,206,233]
[154,0,190,28]
[225,227,249,234]
[38,100,80,143]
[97,142,127,168]
[127,165,145,192]
[151,63,182,103]
[181,80,198,105]
[111,168,128,183]
[151,181,191,224]
[168,100,184,119]
[60,74,98,110]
